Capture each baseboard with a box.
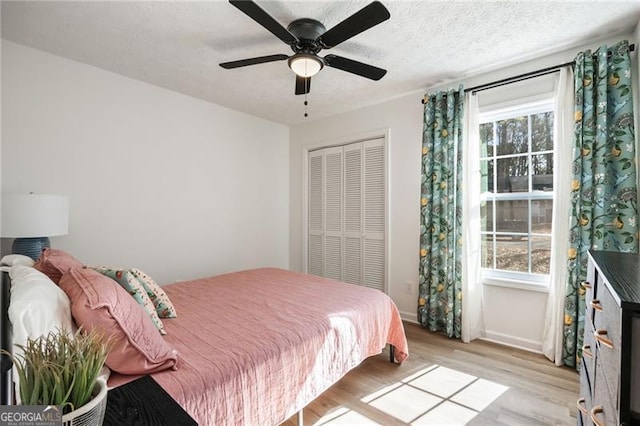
[397,317,542,354]
[481,330,542,354]
[399,311,418,324]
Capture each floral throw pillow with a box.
[129,268,177,318]
[90,266,166,335]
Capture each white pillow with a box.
[1,254,35,267]
[8,265,76,353]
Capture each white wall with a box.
[290,31,638,352]
[2,40,290,284]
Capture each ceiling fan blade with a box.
[229,0,298,45]
[220,54,289,69]
[295,75,311,95]
[324,55,386,80]
[317,1,390,49]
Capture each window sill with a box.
[482,277,550,293]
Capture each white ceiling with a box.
[3,1,640,126]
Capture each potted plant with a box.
[5,328,111,426]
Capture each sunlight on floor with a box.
[313,365,508,425]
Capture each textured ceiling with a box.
[2,1,640,126]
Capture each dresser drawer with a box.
[578,363,594,426]
[582,321,596,386]
[584,266,597,326]
[592,283,622,400]
[592,357,619,426]
[592,280,621,341]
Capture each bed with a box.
[0,250,408,425]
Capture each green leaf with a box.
[4,328,111,414]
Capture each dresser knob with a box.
[590,405,605,426]
[581,344,593,359]
[576,397,588,415]
[581,281,592,289]
[594,329,614,349]
[591,299,603,311]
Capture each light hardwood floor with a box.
[282,322,579,426]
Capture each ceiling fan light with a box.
[288,54,323,77]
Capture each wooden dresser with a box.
[578,250,640,425]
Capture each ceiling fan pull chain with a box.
[304,89,309,118]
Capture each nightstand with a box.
[104,375,196,426]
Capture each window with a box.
[479,99,554,286]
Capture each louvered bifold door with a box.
[308,150,324,277]
[343,143,363,286]
[323,147,343,281]
[362,139,385,291]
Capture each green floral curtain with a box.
[418,87,464,338]
[563,40,638,368]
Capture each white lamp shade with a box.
[1,194,69,238]
[288,54,323,78]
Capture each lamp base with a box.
[12,237,50,261]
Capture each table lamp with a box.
[1,193,69,260]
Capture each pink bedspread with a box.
[108,267,408,425]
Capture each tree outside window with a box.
[480,103,554,281]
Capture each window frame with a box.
[479,97,555,290]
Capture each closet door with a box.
[307,138,386,292]
[323,147,343,281]
[362,139,385,291]
[308,150,324,277]
[343,143,363,285]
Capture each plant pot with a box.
[62,377,108,426]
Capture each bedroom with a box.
[1,1,640,425]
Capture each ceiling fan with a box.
[219,0,390,96]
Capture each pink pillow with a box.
[34,248,83,284]
[59,268,178,375]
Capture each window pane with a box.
[531,236,551,274]
[531,200,552,234]
[495,238,528,273]
[532,112,554,152]
[480,160,494,193]
[495,199,528,233]
[479,107,554,279]
[532,153,553,191]
[496,116,528,155]
[480,122,494,156]
[481,234,493,269]
[496,157,528,193]
[481,200,493,232]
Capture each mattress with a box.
[108,267,408,425]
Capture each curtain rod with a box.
[421,43,636,103]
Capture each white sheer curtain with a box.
[542,67,574,365]
[461,92,484,343]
